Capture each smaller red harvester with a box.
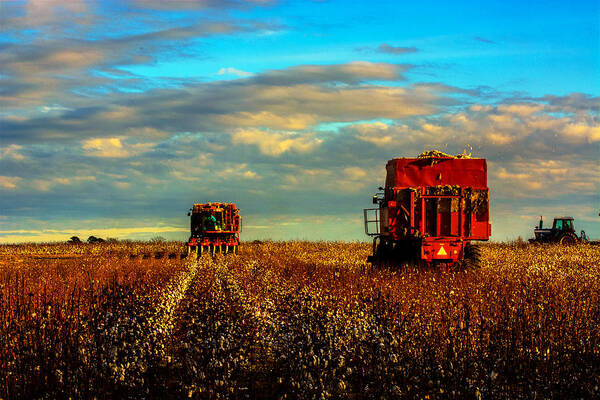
[364,151,491,269]
[187,202,241,255]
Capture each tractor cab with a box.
[552,217,574,233]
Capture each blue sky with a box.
[0,0,598,243]
[123,0,598,95]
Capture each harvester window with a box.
[215,213,222,230]
[192,215,202,234]
[471,189,489,219]
[424,198,437,236]
[202,213,217,231]
[439,198,451,236]
[191,213,209,235]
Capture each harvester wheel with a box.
[463,243,481,269]
[373,241,394,269]
[559,232,578,245]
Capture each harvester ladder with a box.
[364,208,380,236]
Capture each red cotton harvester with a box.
[187,202,241,256]
[364,151,491,270]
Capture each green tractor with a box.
[529,216,588,244]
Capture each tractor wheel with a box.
[559,232,578,245]
[463,243,482,269]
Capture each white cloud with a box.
[114,181,131,189]
[280,165,382,193]
[0,176,22,190]
[217,67,253,77]
[231,128,322,156]
[82,137,125,157]
[217,111,316,130]
[82,137,155,158]
[353,122,393,146]
[0,144,25,160]
[24,0,88,26]
[31,175,96,192]
[378,101,600,151]
[496,104,544,116]
[163,153,213,182]
[216,164,261,180]
[490,158,598,198]
[40,104,72,114]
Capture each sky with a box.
[0,0,598,243]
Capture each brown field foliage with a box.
[0,241,599,399]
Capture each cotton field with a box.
[1,241,598,399]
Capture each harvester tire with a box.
[463,243,481,269]
[559,232,578,245]
[373,242,391,269]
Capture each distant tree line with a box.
[67,236,119,244]
[67,236,163,244]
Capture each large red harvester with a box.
[364,152,491,269]
[187,202,241,255]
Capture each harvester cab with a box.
[187,202,241,256]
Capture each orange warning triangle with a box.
[437,246,447,256]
